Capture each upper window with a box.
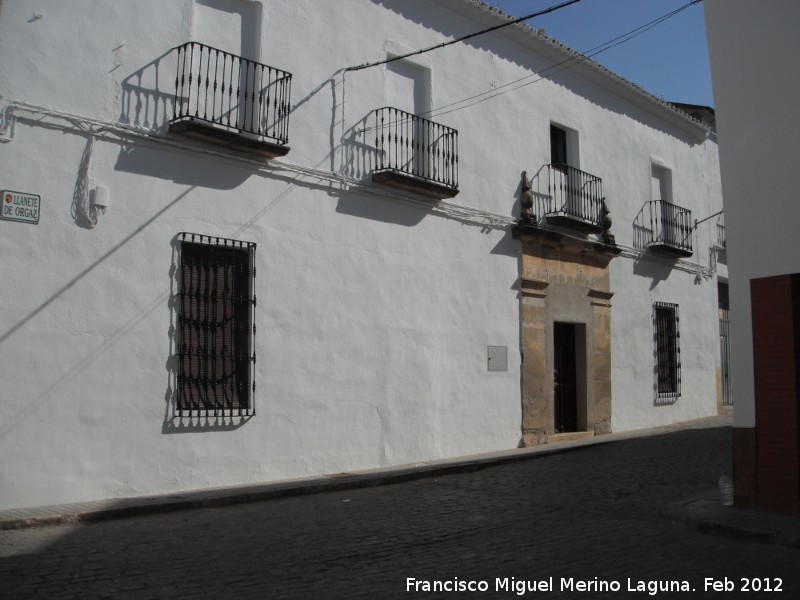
[385,57,431,116]
[176,233,256,416]
[651,164,673,204]
[372,50,457,197]
[654,302,681,401]
[549,123,580,174]
[192,0,261,59]
[550,124,568,166]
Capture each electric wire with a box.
[1,101,517,232]
[347,0,703,130]
[422,0,704,121]
[345,0,583,72]
[4,99,718,276]
[1,0,716,279]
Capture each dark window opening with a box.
[550,124,568,167]
[718,282,730,311]
[654,302,681,401]
[176,233,256,416]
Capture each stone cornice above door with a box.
[512,222,621,270]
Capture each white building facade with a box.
[0,0,724,511]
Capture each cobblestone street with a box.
[2,424,797,599]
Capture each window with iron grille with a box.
[654,302,681,401]
[176,233,256,416]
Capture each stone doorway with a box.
[515,225,619,446]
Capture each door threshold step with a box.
[550,431,595,443]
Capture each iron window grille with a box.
[176,233,256,416]
[719,308,733,406]
[654,302,681,402]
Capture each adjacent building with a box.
[705,0,800,514]
[0,0,725,511]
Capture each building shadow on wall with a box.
[342,113,375,184]
[632,255,676,290]
[335,189,433,227]
[117,47,250,189]
[491,228,518,259]
[114,142,253,189]
[336,112,433,227]
[119,49,178,134]
[0,188,195,447]
[632,204,677,290]
[117,46,270,189]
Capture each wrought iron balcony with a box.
[644,200,693,257]
[545,164,604,232]
[170,42,292,158]
[371,107,459,199]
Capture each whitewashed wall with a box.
[0,0,722,510]
[705,0,800,429]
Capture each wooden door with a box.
[554,323,578,433]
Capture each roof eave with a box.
[449,0,710,140]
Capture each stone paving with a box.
[1,421,798,599]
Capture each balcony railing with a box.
[644,200,693,256]
[372,107,458,198]
[545,164,604,231]
[171,42,292,151]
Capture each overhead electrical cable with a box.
[345,0,583,72]
[345,0,703,128]
[420,0,704,120]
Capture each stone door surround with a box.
[514,225,619,447]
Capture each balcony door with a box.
[193,0,260,58]
[551,124,568,168]
[192,0,261,132]
[651,164,676,245]
[550,124,580,216]
[386,59,431,178]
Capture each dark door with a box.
[550,124,568,167]
[550,125,580,215]
[554,323,578,433]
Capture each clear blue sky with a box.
[487,0,714,107]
